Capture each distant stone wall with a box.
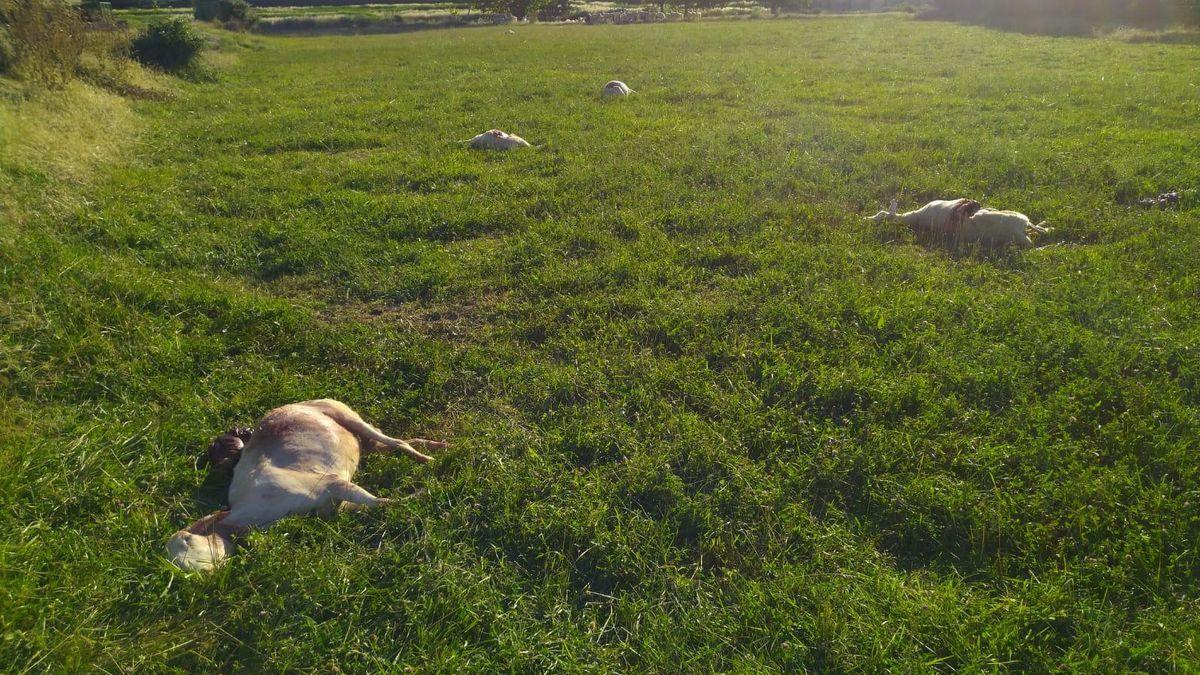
[810,0,912,10]
[584,9,672,24]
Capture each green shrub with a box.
[130,18,203,72]
[194,0,256,30]
[193,0,218,21]
[0,24,14,73]
[0,0,87,85]
[217,0,257,29]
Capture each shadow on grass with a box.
[1122,29,1200,44]
[915,9,1094,37]
[915,8,1199,40]
[191,468,234,513]
[807,469,1021,579]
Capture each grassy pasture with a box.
[3,16,1200,670]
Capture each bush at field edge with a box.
[131,18,203,72]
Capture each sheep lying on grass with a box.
[467,129,530,150]
[602,80,634,97]
[167,399,446,571]
[867,198,1050,248]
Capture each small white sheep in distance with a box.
[867,198,1050,248]
[467,129,530,150]
[602,80,634,97]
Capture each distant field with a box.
[115,1,634,26]
[115,3,470,26]
[116,1,780,30]
[3,16,1200,671]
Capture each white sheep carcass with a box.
[467,129,530,150]
[602,80,634,97]
[867,198,1050,248]
[166,400,444,571]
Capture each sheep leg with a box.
[366,433,436,464]
[327,478,392,509]
[306,399,439,464]
[402,438,449,450]
[187,509,249,538]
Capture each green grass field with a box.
[3,15,1200,670]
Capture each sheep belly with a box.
[226,468,347,527]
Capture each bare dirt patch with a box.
[326,291,510,343]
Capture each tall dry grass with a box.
[0,0,166,91]
[0,82,141,220]
[0,0,87,85]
